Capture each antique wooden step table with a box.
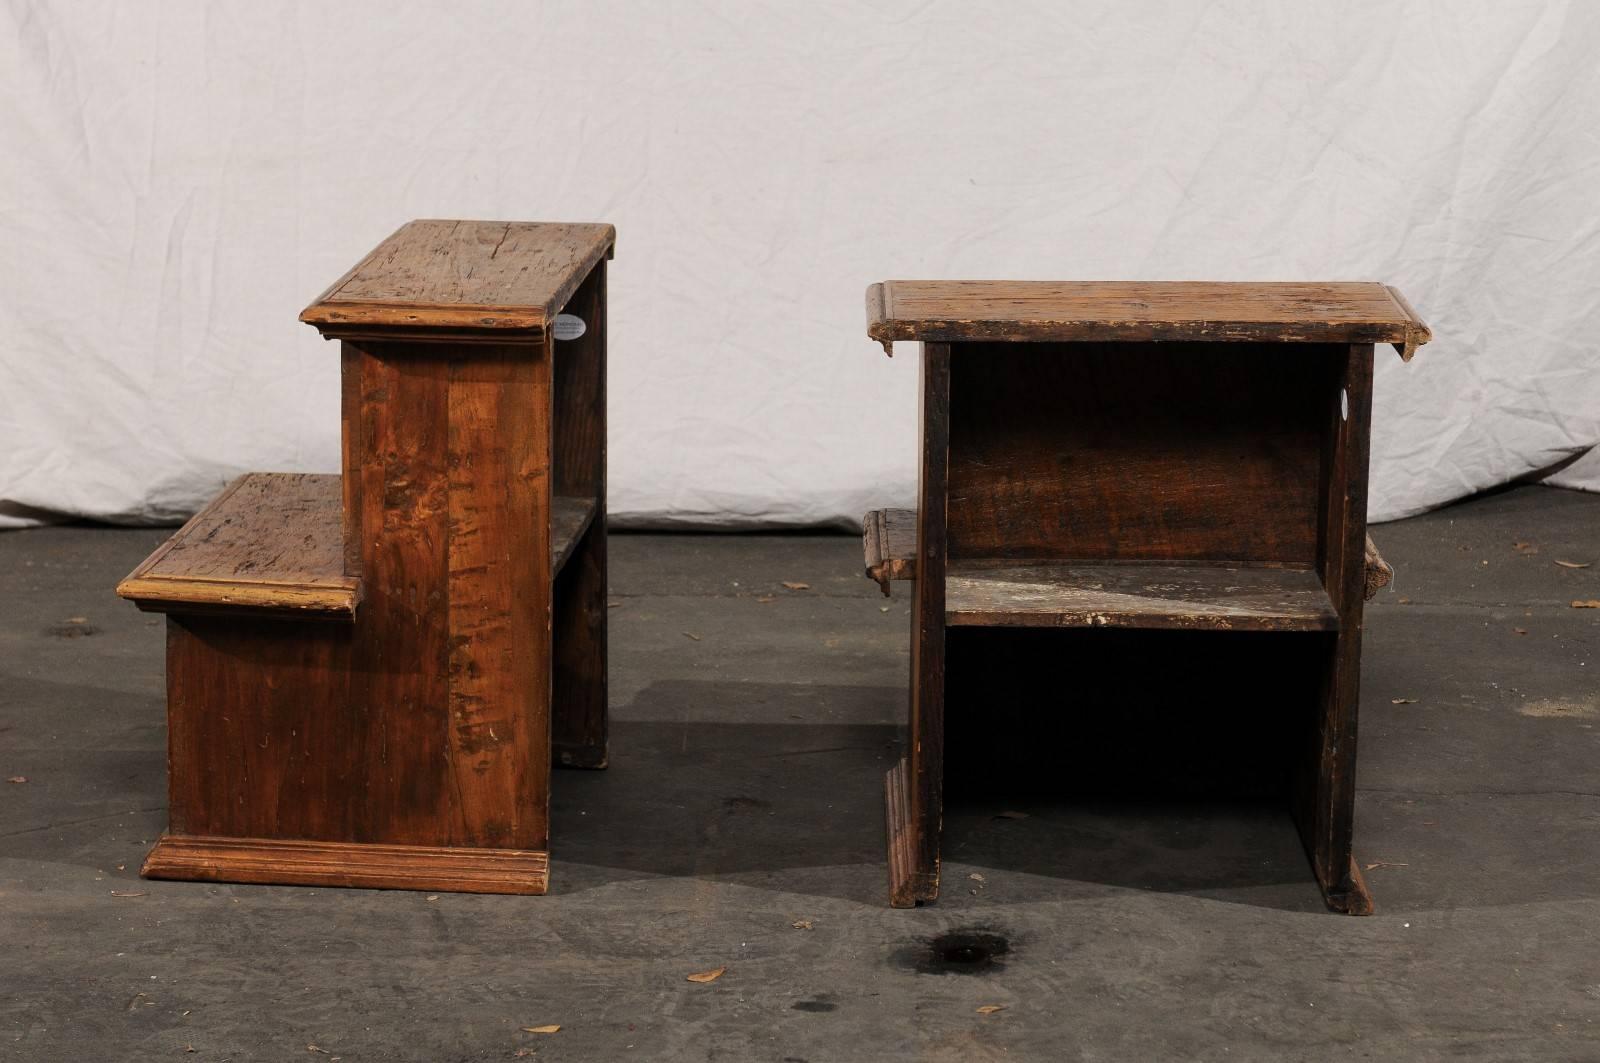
[861,280,1431,911]
[117,220,613,894]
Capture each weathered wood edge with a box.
[1323,855,1376,916]
[863,507,1396,608]
[884,758,934,907]
[300,221,616,344]
[866,282,894,355]
[116,575,358,619]
[142,833,550,895]
[114,474,359,620]
[550,495,600,577]
[1382,286,1433,362]
[1363,535,1393,600]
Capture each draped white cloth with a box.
[3,0,1596,530]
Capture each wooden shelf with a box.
[551,495,599,576]
[117,473,358,620]
[945,560,1339,632]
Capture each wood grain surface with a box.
[302,220,615,343]
[944,560,1339,631]
[116,473,357,619]
[142,834,549,895]
[867,280,1431,358]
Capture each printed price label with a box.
[553,314,587,341]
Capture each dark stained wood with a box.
[1295,343,1378,914]
[142,834,549,895]
[551,496,600,577]
[944,561,1339,631]
[550,261,610,770]
[947,343,1330,564]
[867,505,1392,610]
[301,220,615,344]
[863,508,916,595]
[867,280,1432,358]
[888,341,950,909]
[129,220,613,893]
[116,473,358,619]
[863,283,1424,910]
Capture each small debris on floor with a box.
[791,920,813,930]
[1513,541,1538,554]
[993,810,1029,820]
[6,776,26,784]
[781,581,810,591]
[110,890,147,898]
[1572,600,1600,609]
[1391,697,1418,705]
[969,873,985,883]
[1365,861,1409,871]
[686,967,726,983]
[520,1025,560,1035]
[1513,627,1528,635]
[1555,559,1592,569]
[682,631,701,641]
[977,1004,1007,1015]
[756,595,776,603]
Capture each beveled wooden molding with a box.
[1383,286,1433,361]
[117,577,358,619]
[866,280,1432,357]
[142,834,551,895]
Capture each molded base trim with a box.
[142,833,550,895]
[885,758,939,908]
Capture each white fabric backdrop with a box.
[3,0,1598,531]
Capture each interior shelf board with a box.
[551,495,599,576]
[944,559,1339,632]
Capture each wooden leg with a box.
[1295,343,1376,915]
[553,518,609,769]
[887,342,950,908]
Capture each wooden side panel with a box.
[888,341,951,908]
[552,261,609,770]
[166,617,355,841]
[444,349,550,849]
[946,343,1334,564]
[341,342,365,578]
[1294,343,1377,915]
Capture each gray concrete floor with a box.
[2,484,1598,1061]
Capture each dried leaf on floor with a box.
[1513,627,1528,635]
[781,581,810,591]
[1390,698,1418,705]
[6,776,26,784]
[1364,861,1409,871]
[686,967,726,983]
[976,1004,1007,1015]
[520,1025,561,1034]
[756,595,776,604]
[969,873,985,883]
[682,632,702,641]
[1513,541,1538,554]
[1572,600,1600,609]
[1555,560,1592,569]
[791,920,813,930]
[110,890,147,898]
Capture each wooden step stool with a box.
[117,220,614,894]
[861,280,1431,911]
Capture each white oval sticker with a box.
[553,314,587,341]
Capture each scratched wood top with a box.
[866,281,1431,358]
[944,559,1339,631]
[117,473,358,618]
[302,220,615,342]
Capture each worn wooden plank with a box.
[891,341,951,908]
[948,342,1330,565]
[866,280,1431,357]
[142,834,549,895]
[1296,342,1377,915]
[550,496,599,577]
[862,508,917,595]
[944,560,1339,631]
[444,349,548,850]
[116,473,358,619]
[301,220,615,343]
